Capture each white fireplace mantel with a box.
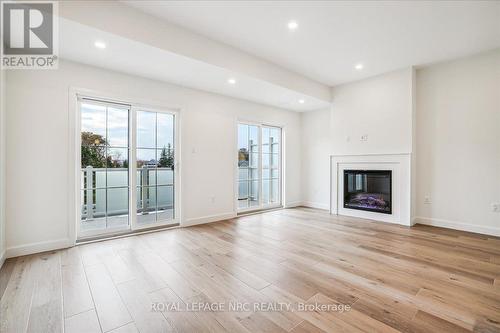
[330,153,413,226]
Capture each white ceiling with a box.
[126,0,500,86]
[59,19,330,111]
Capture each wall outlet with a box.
[424,196,431,204]
[210,196,216,204]
[492,203,500,212]
[360,134,368,142]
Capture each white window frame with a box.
[69,88,181,242]
[236,121,283,213]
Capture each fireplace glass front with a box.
[343,170,392,214]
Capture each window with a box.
[78,98,177,239]
[237,123,282,211]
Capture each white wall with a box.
[301,68,414,211]
[4,60,302,256]
[330,68,414,155]
[300,108,331,210]
[415,49,500,235]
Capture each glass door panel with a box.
[237,123,281,212]
[237,124,260,209]
[136,110,175,226]
[80,100,130,235]
[262,126,281,206]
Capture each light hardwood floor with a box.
[1,207,500,333]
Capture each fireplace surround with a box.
[343,170,392,214]
[330,153,413,226]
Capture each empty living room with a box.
[1,1,499,332]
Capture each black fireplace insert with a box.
[343,170,392,214]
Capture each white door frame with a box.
[68,88,182,243]
[235,120,284,214]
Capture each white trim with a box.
[284,201,303,208]
[183,212,237,227]
[68,87,185,113]
[78,224,130,239]
[281,128,287,207]
[302,201,330,210]
[233,116,239,214]
[77,224,180,245]
[5,238,72,259]
[238,203,282,214]
[415,216,500,237]
[331,152,412,157]
[129,103,138,230]
[68,87,78,246]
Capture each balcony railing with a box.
[81,166,174,220]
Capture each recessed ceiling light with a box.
[355,63,364,70]
[298,99,305,104]
[287,20,298,31]
[227,78,236,85]
[94,41,106,49]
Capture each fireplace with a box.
[343,170,392,214]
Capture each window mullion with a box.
[105,106,109,229]
[259,125,263,208]
[129,107,138,230]
[248,125,251,209]
[155,112,158,222]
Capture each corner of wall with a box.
[284,201,303,208]
[182,212,237,227]
[298,112,306,206]
[298,107,333,210]
[410,66,417,225]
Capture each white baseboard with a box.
[414,216,500,237]
[284,201,330,211]
[5,238,73,259]
[301,201,330,211]
[284,201,303,208]
[183,212,237,227]
[285,201,330,211]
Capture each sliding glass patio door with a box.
[237,123,282,212]
[78,97,177,239]
[80,100,130,236]
[135,110,175,227]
